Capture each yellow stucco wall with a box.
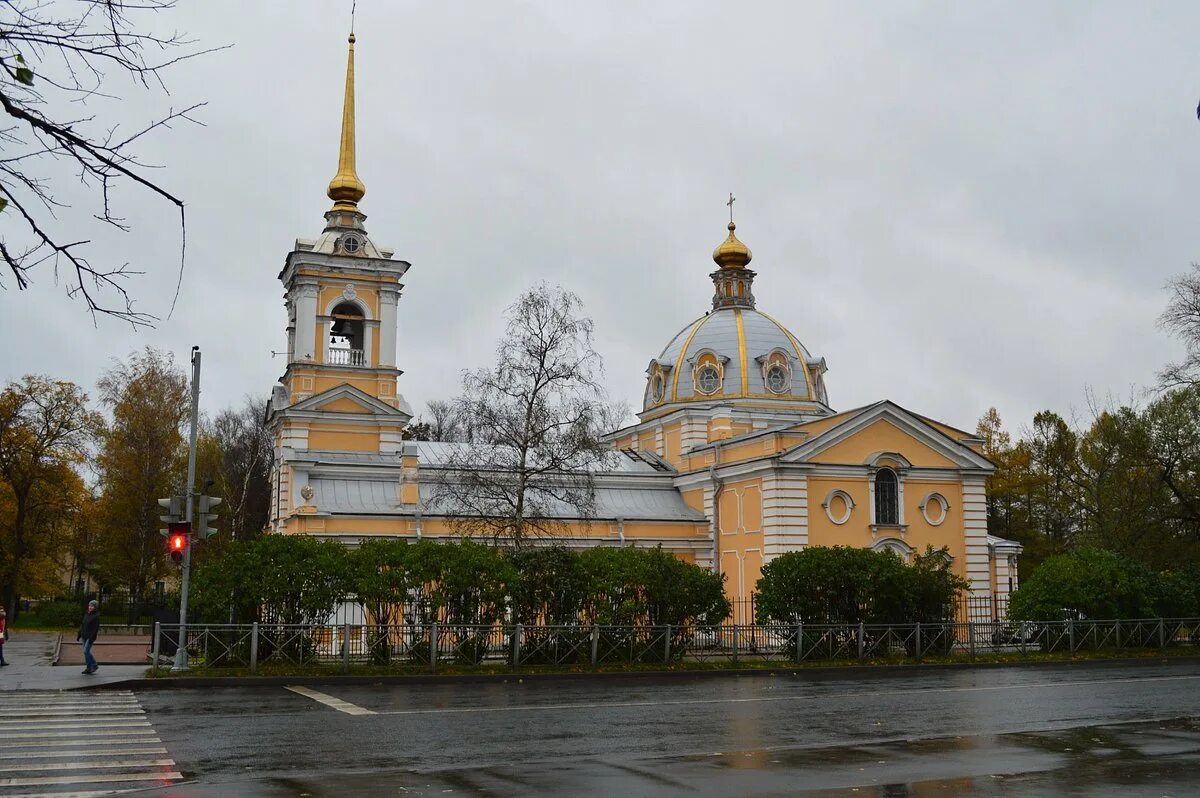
[810,419,958,468]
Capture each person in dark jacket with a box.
[0,606,8,666]
[78,600,100,674]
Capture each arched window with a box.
[329,301,365,366]
[765,364,788,393]
[874,468,899,525]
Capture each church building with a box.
[267,34,1022,622]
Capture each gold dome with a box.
[712,222,752,269]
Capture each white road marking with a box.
[0,748,168,760]
[3,759,175,773]
[3,729,160,740]
[285,685,377,715]
[0,707,144,715]
[0,772,184,788]
[374,672,1200,716]
[3,737,164,749]
[0,792,142,798]
[0,721,152,731]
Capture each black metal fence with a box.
[728,594,1011,625]
[152,616,1200,674]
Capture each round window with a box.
[340,235,362,254]
[696,365,721,394]
[650,373,665,403]
[766,364,788,393]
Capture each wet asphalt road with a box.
[131,659,1200,797]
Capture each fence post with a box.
[663,624,671,664]
[794,622,803,664]
[590,624,599,666]
[1158,618,1166,649]
[732,624,739,665]
[1068,619,1075,652]
[1114,619,1121,651]
[968,622,976,658]
[250,622,259,674]
[857,622,865,661]
[512,623,523,668]
[151,622,161,675]
[430,622,439,674]
[915,622,922,663]
[342,622,351,673]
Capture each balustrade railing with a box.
[150,617,1200,674]
[327,348,365,366]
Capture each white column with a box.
[293,284,319,362]
[379,288,398,368]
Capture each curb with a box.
[81,653,1200,691]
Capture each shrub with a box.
[29,600,82,628]
[1009,550,1200,621]
[755,546,968,625]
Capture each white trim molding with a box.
[920,492,950,526]
[821,488,854,525]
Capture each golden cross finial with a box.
[727,192,736,224]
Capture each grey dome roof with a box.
[646,307,821,408]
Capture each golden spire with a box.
[327,32,366,212]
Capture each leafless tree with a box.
[1159,263,1200,389]
[404,399,468,442]
[203,397,273,541]
[431,284,623,545]
[0,1,221,325]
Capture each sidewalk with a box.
[0,632,146,691]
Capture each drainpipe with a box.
[414,510,423,539]
[616,516,626,545]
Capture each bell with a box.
[330,318,348,337]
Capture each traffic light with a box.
[167,522,190,564]
[158,496,183,537]
[197,495,222,540]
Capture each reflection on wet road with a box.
[137,659,1200,796]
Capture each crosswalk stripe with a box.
[0,748,168,760]
[1,692,182,794]
[3,759,176,773]
[3,738,163,749]
[3,730,160,740]
[0,722,152,731]
[1,791,142,798]
[0,772,184,788]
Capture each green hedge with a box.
[755,546,968,624]
[193,537,731,628]
[1009,549,1200,621]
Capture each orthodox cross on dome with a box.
[709,195,756,309]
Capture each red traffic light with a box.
[167,523,189,564]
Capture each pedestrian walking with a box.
[78,600,100,675]
[0,606,9,666]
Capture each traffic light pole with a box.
[172,346,201,672]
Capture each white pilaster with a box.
[293,283,319,362]
[379,288,398,367]
[762,471,808,560]
[961,476,992,622]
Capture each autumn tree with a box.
[92,348,188,613]
[0,376,98,619]
[404,399,467,442]
[0,1,218,324]
[431,284,622,545]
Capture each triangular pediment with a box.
[291,384,411,420]
[781,401,992,471]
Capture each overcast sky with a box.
[2,1,1198,436]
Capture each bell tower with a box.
[274,32,411,411]
[267,31,413,532]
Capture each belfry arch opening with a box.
[329,301,365,366]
